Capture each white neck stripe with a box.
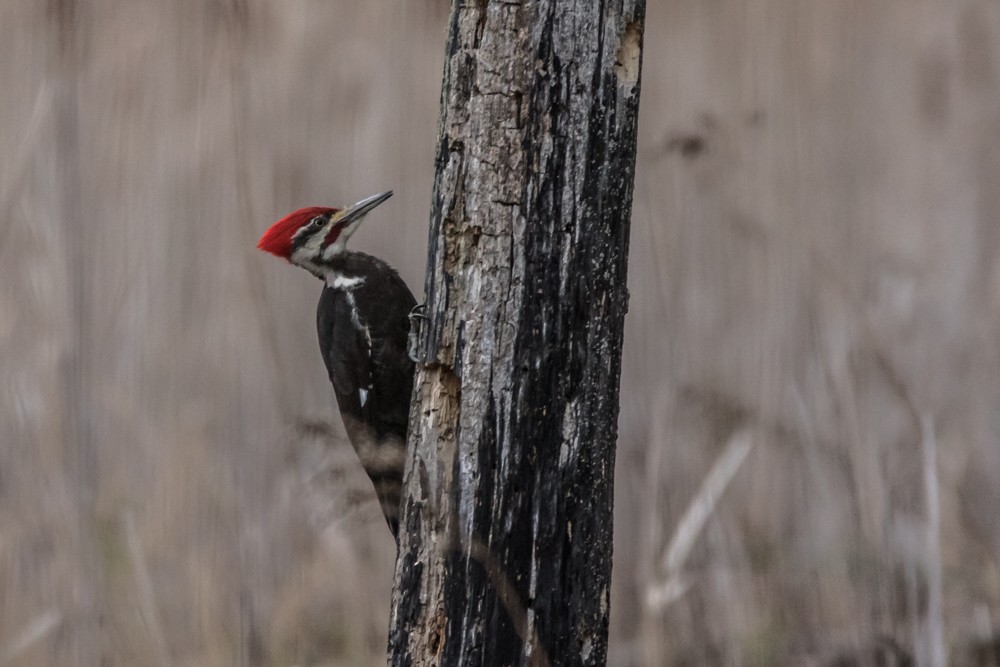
[326,273,365,290]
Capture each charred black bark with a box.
[390,1,645,664]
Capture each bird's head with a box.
[257,190,393,271]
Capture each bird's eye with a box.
[310,215,326,228]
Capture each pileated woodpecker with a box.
[257,191,415,539]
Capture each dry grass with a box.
[1,1,999,665]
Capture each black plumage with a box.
[316,252,416,538]
[258,191,415,541]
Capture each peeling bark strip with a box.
[390,1,645,664]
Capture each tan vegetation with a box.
[1,1,998,665]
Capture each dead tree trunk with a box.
[390,1,645,664]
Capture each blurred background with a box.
[1,1,998,665]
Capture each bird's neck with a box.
[307,251,367,290]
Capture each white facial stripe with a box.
[343,216,365,239]
[290,226,327,264]
[321,214,367,260]
[321,237,346,260]
[290,224,313,242]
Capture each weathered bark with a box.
[390,1,645,664]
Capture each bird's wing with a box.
[317,287,372,415]
[362,272,417,435]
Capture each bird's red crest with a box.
[257,207,336,258]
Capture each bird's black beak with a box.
[338,190,393,226]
